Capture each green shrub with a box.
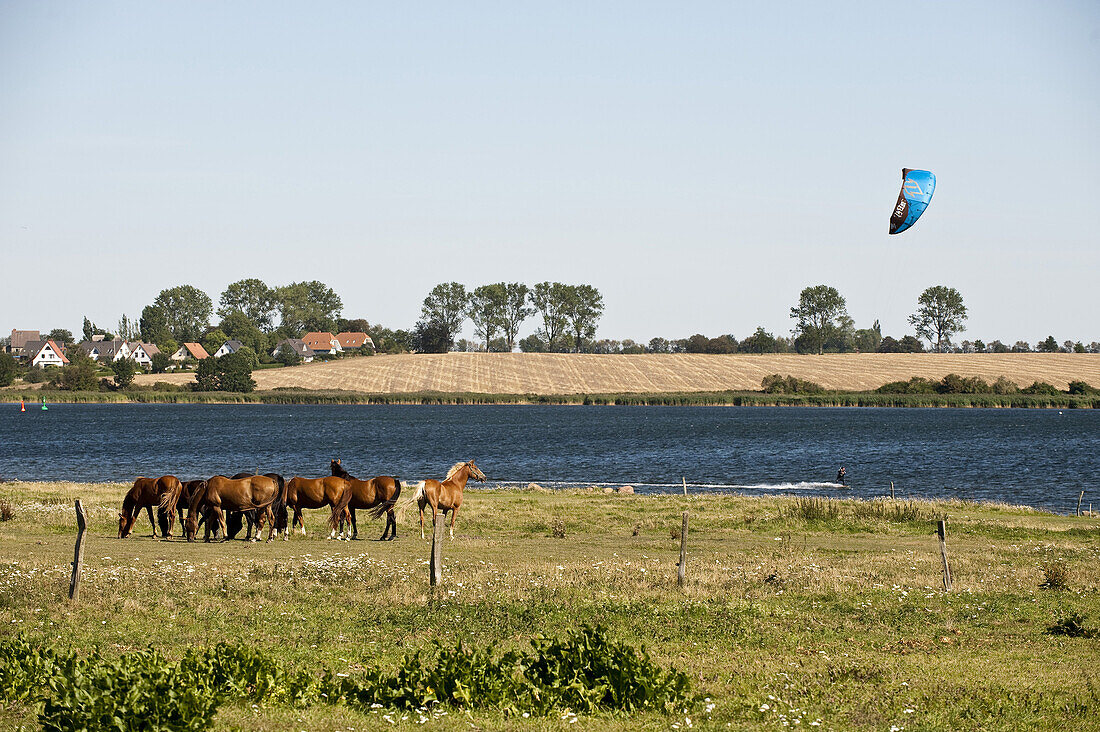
[761,374,824,394]
[851,499,929,523]
[177,643,316,705]
[22,364,47,384]
[1039,561,1071,590]
[0,636,65,705]
[1067,380,1099,396]
[784,496,840,522]
[877,377,937,394]
[1022,381,1060,396]
[937,373,993,394]
[991,376,1019,394]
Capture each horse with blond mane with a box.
[397,460,485,539]
[327,459,401,540]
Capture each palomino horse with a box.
[119,476,182,538]
[285,472,347,539]
[162,474,284,542]
[401,460,485,540]
[327,459,401,540]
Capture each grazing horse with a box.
[285,473,348,539]
[227,472,288,540]
[400,460,485,540]
[158,479,204,537]
[162,474,284,542]
[327,459,401,541]
[119,476,182,538]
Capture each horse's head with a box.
[330,459,348,477]
[184,514,198,542]
[466,461,486,482]
[118,511,135,538]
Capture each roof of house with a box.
[10,330,41,350]
[183,342,209,359]
[336,332,374,349]
[131,342,160,357]
[218,340,245,353]
[273,338,315,357]
[77,338,126,359]
[25,340,70,364]
[302,331,336,345]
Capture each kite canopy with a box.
[889,168,935,235]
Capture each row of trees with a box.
[416,282,605,354]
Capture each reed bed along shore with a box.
[1,482,1097,730]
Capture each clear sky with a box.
[2,2,1098,346]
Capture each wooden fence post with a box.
[69,500,88,602]
[676,512,688,588]
[682,477,688,497]
[1077,491,1084,517]
[890,481,895,500]
[937,516,952,591]
[430,512,444,587]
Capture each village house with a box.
[128,342,161,368]
[23,340,69,368]
[77,338,130,363]
[212,340,244,358]
[336,331,374,351]
[8,329,41,355]
[302,332,341,355]
[271,338,315,363]
[170,342,210,363]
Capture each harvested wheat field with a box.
[137,353,1100,394]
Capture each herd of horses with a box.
[117,460,486,543]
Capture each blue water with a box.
[1,404,1097,513]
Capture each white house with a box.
[271,338,315,363]
[25,340,69,368]
[77,338,130,362]
[212,340,244,358]
[128,343,160,368]
[302,332,341,355]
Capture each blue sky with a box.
[2,2,1098,345]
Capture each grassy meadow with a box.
[123,352,1100,395]
[1,482,1098,730]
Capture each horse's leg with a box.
[145,505,158,538]
[389,507,398,540]
[264,505,276,542]
[449,505,459,540]
[350,507,358,540]
[296,507,306,536]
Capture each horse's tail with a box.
[266,474,288,530]
[159,478,184,514]
[329,481,354,532]
[366,477,401,519]
[395,481,422,522]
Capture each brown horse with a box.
[162,474,283,542]
[119,476,182,538]
[285,472,348,539]
[327,459,401,540]
[399,460,485,540]
[158,479,205,537]
[227,472,288,540]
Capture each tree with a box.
[338,318,371,334]
[853,320,882,353]
[194,352,255,392]
[499,283,533,352]
[50,350,99,391]
[139,305,172,347]
[151,352,171,374]
[530,282,570,352]
[790,285,849,354]
[202,329,229,357]
[0,352,15,387]
[47,329,74,346]
[116,314,138,342]
[908,286,968,353]
[1012,340,1031,353]
[562,284,604,353]
[519,334,549,353]
[412,319,452,353]
[82,317,111,341]
[275,281,343,336]
[1036,335,1059,353]
[218,278,278,331]
[274,343,303,366]
[110,358,137,388]
[646,337,672,354]
[741,327,783,354]
[154,285,213,343]
[468,284,507,350]
[219,311,267,355]
[420,283,468,344]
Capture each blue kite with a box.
[889,168,936,234]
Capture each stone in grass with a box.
[618,485,635,495]
[603,487,615,494]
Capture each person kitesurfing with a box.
[835,466,847,486]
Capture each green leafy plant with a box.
[1046,613,1098,638]
[784,496,840,522]
[1039,561,1071,590]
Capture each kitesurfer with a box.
[835,466,847,486]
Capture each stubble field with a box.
[133,352,1100,394]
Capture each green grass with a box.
[4,388,1099,407]
[1,483,1098,729]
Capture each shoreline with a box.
[1,388,1098,408]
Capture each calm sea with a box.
[1,404,1097,513]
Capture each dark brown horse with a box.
[285,472,348,539]
[399,460,485,540]
[158,479,205,537]
[227,472,288,540]
[120,476,182,538]
[162,474,284,542]
[327,459,401,540]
